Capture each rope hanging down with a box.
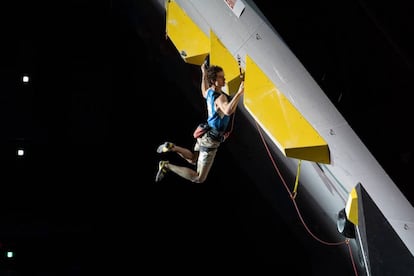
[292,159,302,199]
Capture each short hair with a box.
[206,65,224,86]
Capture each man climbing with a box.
[155,62,244,183]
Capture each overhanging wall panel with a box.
[244,55,330,164]
[166,0,209,65]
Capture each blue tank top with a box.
[206,88,230,132]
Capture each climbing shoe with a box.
[155,160,169,182]
[156,142,174,153]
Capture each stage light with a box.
[17,148,24,157]
[22,75,29,83]
[6,251,14,258]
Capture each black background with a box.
[0,0,412,275]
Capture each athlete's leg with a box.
[195,149,217,183]
[170,144,197,165]
[157,142,197,164]
[160,149,215,183]
[165,163,199,182]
